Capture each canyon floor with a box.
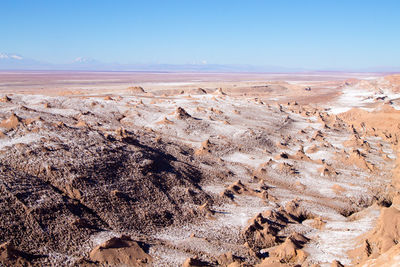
[1,71,400,267]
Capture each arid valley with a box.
[1,71,400,266]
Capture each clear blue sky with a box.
[1,0,399,69]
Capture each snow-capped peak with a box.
[73,57,95,63]
[0,53,23,60]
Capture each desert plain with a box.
[1,71,400,266]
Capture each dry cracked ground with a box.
[1,72,400,267]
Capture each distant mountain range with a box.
[0,53,51,70]
[0,53,303,72]
[0,53,399,73]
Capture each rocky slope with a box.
[0,74,399,266]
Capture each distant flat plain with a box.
[0,70,385,94]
